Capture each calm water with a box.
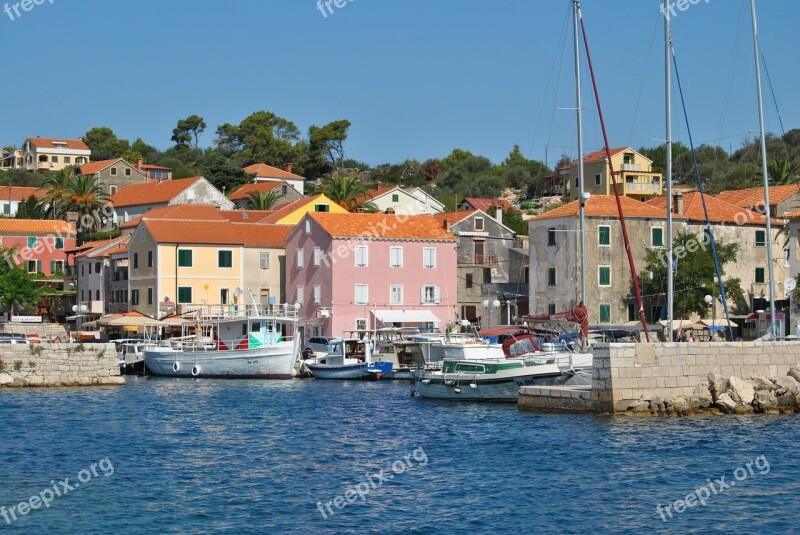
[0,378,797,534]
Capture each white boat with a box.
[144,303,299,379]
[303,337,393,380]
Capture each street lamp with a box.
[704,294,714,339]
[482,299,501,327]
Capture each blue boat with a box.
[303,338,393,380]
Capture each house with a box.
[1,148,22,169]
[563,147,663,202]
[258,194,348,225]
[407,187,446,214]
[109,176,234,224]
[716,184,800,217]
[73,235,130,318]
[459,197,517,213]
[529,193,785,325]
[244,163,307,195]
[134,159,173,181]
[434,209,527,325]
[543,166,570,196]
[77,158,149,197]
[0,219,76,276]
[117,204,227,234]
[285,212,457,340]
[359,185,444,215]
[18,137,91,172]
[227,181,303,209]
[127,210,291,318]
[0,186,45,217]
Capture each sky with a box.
[0,0,797,168]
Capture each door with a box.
[474,241,484,263]
[220,288,230,305]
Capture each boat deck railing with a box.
[176,303,299,320]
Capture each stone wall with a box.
[1,322,68,340]
[0,343,124,388]
[594,341,800,412]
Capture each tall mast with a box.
[573,0,586,328]
[665,0,674,337]
[750,0,778,337]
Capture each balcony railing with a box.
[620,163,642,171]
[624,183,661,192]
[475,253,498,266]
[175,303,299,320]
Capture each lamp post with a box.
[482,299,500,327]
[704,294,714,340]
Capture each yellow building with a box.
[260,193,348,224]
[565,147,662,202]
[18,137,91,172]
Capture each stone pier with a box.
[0,343,125,388]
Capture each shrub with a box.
[13,360,22,371]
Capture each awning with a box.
[696,318,738,328]
[372,310,440,324]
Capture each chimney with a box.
[443,218,450,232]
[495,205,503,223]
[285,163,292,174]
[673,192,684,215]
[137,158,143,171]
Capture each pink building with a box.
[286,212,457,339]
[0,219,77,275]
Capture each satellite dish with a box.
[784,278,796,292]
[234,288,242,298]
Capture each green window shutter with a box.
[600,304,611,323]
[755,267,765,284]
[218,250,232,268]
[652,227,663,247]
[50,261,55,274]
[28,236,36,248]
[755,230,766,247]
[598,226,610,245]
[599,266,610,286]
[36,260,42,273]
[178,250,192,267]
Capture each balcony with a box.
[624,183,661,192]
[620,163,642,172]
[475,253,498,266]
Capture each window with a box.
[177,286,192,304]
[421,285,439,304]
[547,267,556,287]
[220,288,230,305]
[548,303,557,315]
[755,267,765,284]
[547,228,556,246]
[81,264,85,276]
[313,285,321,304]
[356,318,367,331]
[483,267,491,284]
[305,220,311,234]
[392,194,399,202]
[627,303,636,322]
[147,250,153,268]
[260,251,271,269]
[598,226,610,246]
[599,266,611,286]
[80,290,84,302]
[755,230,766,247]
[95,261,101,273]
[52,156,59,163]
[389,247,403,267]
[651,227,664,247]
[64,156,71,164]
[54,237,64,249]
[475,217,484,231]
[785,248,790,267]
[27,236,36,249]
[355,246,368,267]
[390,285,403,305]
[147,288,153,306]
[595,173,601,186]
[423,248,436,268]
[26,260,37,273]
[296,285,304,303]
[110,167,117,176]
[178,249,192,267]
[281,184,287,194]
[51,260,63,273]
[296,248,304,268]
[133,253,139,269]
[313,247,322,267]
[600,304,611,323]
[109,185,117,195]
[355,284,369,304]
[125,168,131,176]
[314,203,330,212]
[574,177,579,188]
[218,250,233,268]
[131,289,139,305]
[465,273,473,289]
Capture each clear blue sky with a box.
[1,0,797,167]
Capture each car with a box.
[0,336,30,344]
[304,336,336,355]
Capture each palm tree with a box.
[322,175,377,212]
[65,175,107,232]
[246,190,283,210]
[39,167,73,219]
[767,159,796,185]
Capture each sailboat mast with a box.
[573,0,587,318]
[665,0,674,337]
[750,0,778,336]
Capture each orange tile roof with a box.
[310,213,456,240]
[244,163,304,180]
[716,184,800,210]
[142,219,243,245]
[569,147,628,166]
[228,181,287,201]
[783,210,800,219]
[118,204,225,229]
[5,186,44,201]
[220,210,274,223]
[260,195,325,224]
[77,158,125,176]
[646,192,780,225]
[74,235,130,258]
[109,177,203,208]
[138,163,172,171]
[432,210,477,226]
[535,195,672,221]
[27,137,90,151]
[0,219,76,235]
[463,198,516,213]
[231,223,293,247]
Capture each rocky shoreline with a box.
[623,366,800,416]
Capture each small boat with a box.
[304,337,393,380]
[117,340,152,375]
[144,303,299,379]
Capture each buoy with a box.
[172,362,181,373]
[191,365,200,377]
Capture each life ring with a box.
[172,362,181,373]
[191,365,201,377]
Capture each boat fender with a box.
[191,365,200,377]
[173,362,181,373]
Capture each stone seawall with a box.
[0,343,124,388]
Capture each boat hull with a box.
[144,343,296,379]
[306,361,393,380]
[415,364,567,401]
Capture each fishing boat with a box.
[303,337,393,380]
[143,303,300,379]
[117,340,152,375]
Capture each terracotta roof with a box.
[231,223,293,247]
[569,147,629,166]
[432,210,478,226]
[462,198,516,213]
[228,181,289,201]
[260,195,325,224]
[0,219,76,235]
[118,204,225,229]
[219,210,274,223]
[783,210,800,219]
[309,213,456,240]
[715,185,800,210]
[74,235,130,259]
[535,195,672,221]
[142,219,243,245]
[646,192,780,225]
[5,186,44,201]
[109,177,203,207]
[138,163,171,171]
[244,163,305,180]
[27,137,90,151]
[77,158,125,176]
